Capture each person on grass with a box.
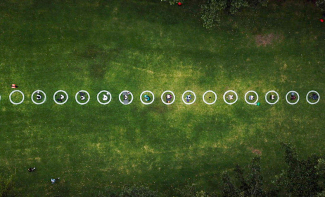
[186,94,191,102]
[270,95,275,100]
[51,177,60,184]
[290,92,296,100]
[36,91,42,100]
[144,95,150,102]
[79,92,85,100]
[166,94,172,103]
[28,167,36,172]
[308,93,318,100]
[56,94,65,102]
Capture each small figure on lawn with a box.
[144,95,150,102]
[290,92,296,100]
[11,84,18,88]
[186,94,191,102]
[249,95,255,101]
[166,94,172,103]
[123,91,131,104]
[309,93,319,100]
[28,167,36,172]
[270,94,275,100]
[51,177,60,184]
[79,92,86,101]
[227,95,234,100]
[36,91,42,100]
[56,94,65,102]
[103,93,109,101]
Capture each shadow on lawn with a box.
[74,44,122,79]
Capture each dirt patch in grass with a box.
[249,147,262,156]
[255,33,284,47]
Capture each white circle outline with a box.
[285,91,300,105]
[31,90,47,105]
[53,90,69,105]
[203,90,217,105]
[244,90,259,105]
[265,90,279,105]
[182,90,196,105]
[306,90,320,105]
[140,90,155,105]
[97,90,112,105]
[161,90,176,105]
[75,90,90,105]
[223,90,238,105]
[119,90,133,105]
[9,90,25,105]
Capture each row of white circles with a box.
[4,90,320,105]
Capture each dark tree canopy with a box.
[222,144,325,197]
[163,0,269,28]
[163,0,324,28]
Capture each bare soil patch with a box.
[255,33,284,47]
[249,147,262,156]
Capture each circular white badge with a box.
[265,90,279,105]
[140,90,155,105]
[31,90,47,105]
[223,90,238,105]
[9,90,25,105]
[119,90,133,105]
[182,90,196,105]
[306,90,320,105]
[285,91,300,105]
[53,90,69,105]
[75,90,90,105]
[244,90,259,105]
[97,90,112,105]
[203,90,217,105]
[161,90,175,105]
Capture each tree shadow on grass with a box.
[90,64,106,79]
[74,44,122,79]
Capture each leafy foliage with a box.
[201,0,227,28]
[316,0,325,11]
[222,172,239,196]
[0,175,15,197]
[175,184,211,197]
[222,157,267,196]
[161,0,181,5]
[119,185,158,197]
[162,0,269,28]
[222,144,325,196]
[201,0,268,28]
[278,143,321,196]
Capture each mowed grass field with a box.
[0,0,325,196]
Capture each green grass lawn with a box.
[0,0,325,196]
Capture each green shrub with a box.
[161,0,181,5]
[201,0,226,28]
[201,0,268,28]
[316,0,325,12]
